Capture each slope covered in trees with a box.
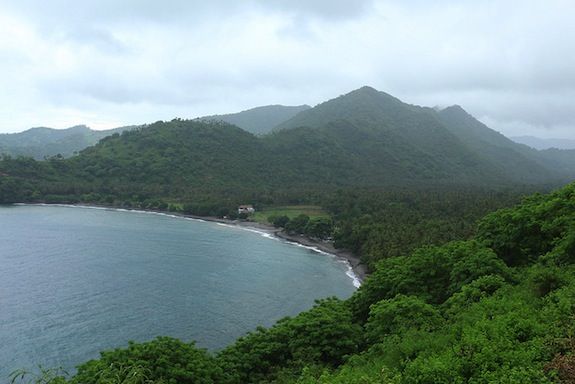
[276,86,573,184]
[1,86,573,202]
[437,105,575,180]
[18,181,575,383]
[1,87,573,183]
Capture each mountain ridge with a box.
[0,125,133,159]
[198,104,310,135]
[0,86,573,207]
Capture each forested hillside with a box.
[17,180,575,384]
[1,87,573,197]
[2,88,570,205]
[437,106,575,180]
[539,148,575,177]
[276,86,573,183]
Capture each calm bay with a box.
[0,205,356,378]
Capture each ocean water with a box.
[0,205,357,379]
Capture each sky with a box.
[0,0,574,139]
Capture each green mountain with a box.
[438,106,575,179]
[437,105,521,149]
[0,104,306,160]
[436,105,557,182]
[275,86,563,184]
[274,86,419,132]
[73,121,269,192]
[0,125,133,159]
[538,148,575,176]
[1,87,572,208]
[198,104,310,135]
[270,86,502,185]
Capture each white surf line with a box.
[217,222,361,288]
[278,238,362,288]
[215,222,280,241]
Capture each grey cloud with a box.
[256,0,376,21]
[5,0,374,27]
[477,93,575,128]
[56,27,129,54]
[0,0,574,139]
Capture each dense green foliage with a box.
[478,183,575,266]
[69,338,222,384]
[268,213,334,240]
[348,240,513,321]
[17,181,575,384]
[325,187,534,270]
[437,105,561,182]
[217,297,362,384]
[276,86,573,184]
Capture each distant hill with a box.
[275,86,564,184]
[537,148,575,176]
[0,125,133,159]
[436,105,555,182]
[266,87,513,184]
[510,135,575,150]
[198,104,310,135]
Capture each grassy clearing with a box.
[252,205,329,224]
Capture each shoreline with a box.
[15,203,368,284]
[271,231,367,283]
[174,215,368,284]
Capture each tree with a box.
[285,214,310,234]
[268,215,290,228]
[366,295,443,343]
[70,337,222,384]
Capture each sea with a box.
[0,204,357,379]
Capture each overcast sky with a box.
[0,0,574,139]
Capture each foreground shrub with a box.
[70,337,222,384]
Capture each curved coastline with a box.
[15,203,366,286]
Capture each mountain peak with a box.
[25,125,91,134]
[346,86,397,99]
[68,124,91,131]
[354,85,379,93]
[273,86,416,132]
[442,105,467,114]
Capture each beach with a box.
[17,203,367,285]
